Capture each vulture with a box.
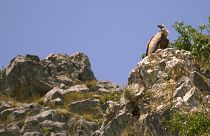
[146,24,169,56]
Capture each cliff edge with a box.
[0,48,210,136]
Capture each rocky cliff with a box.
[0,49,210,136]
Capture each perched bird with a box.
[146,24,169,56]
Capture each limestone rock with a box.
[69,99,100,114]
[69,118,99,136]
[43,87,64,105]
[0,101,11,112]
[0,125,21,136]
[0,52,96,100]
[96,48,210,136]
[0,49,210,136]
[23,132,41,136]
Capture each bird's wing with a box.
[159,34,169,49]
[147,32,162,55]
[146,36,154,56]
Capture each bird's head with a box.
[157,24,169,36]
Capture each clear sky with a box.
[0,0,209,84]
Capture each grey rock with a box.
[69,52,96,81]
[61,85,90,94]
[0,55,52,100]
[0,52,95,100]
[190,71,210,92]
[51,98,63,105]
[96,49,210,136]
[41,120,67,133]
[69,99,100,114]
[75,119,99,136]
[0,101,11,112]
[26,54,40,62]
[68,118,99,136]
[0,108,15,121]
[23,132,41,136]
[0,125,21,136]
[29,110,59,122]
[173,77,194,98]
[97,81,122,93]
[21,119,41,133]
[43,87,64,105]
[10,107,29,121]
[100,111,134,136]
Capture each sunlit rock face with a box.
[95,48,210,136]
[0,49,210,136]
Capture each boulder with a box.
[69,99,100,114]
[0,125,21,136]
[0,101,11,112]
[0,55,52,100]
[0,52,96,100]
[43,87,64,105]
[96,48,210,136]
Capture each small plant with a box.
[141,53,146,60]
[123,87,134,102]
[42,126,52,136]
[99,92,122,104]
[162,111,210,136]
[63,92,94,108]
[24,94,42,103]
[143,90,153,99]
[0,68,2,76]
[35,98,45,105]
[85,80,98,90]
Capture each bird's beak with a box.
[157,25,163,29]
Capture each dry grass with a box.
[85,80,98,90]
[62,92,96,108]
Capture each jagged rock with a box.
[0,108,15,122]
[0,125,21,136]
[0,49,210,136]
[69,52,96,81]
[0,52,95,100]
[0,101,11,112]
[97,81,122,93]
[96,48,210,136]
[0,55,52,100]
[190,71,210,93]
[95,111,134,136]
[22,119,41,133]
[23,132,41,136]
[27,110,59,122]
[70,118,99,136]
[41,120,67,134]
[69,99,100,114]
[43,87,64,105]
[9,107,29,121]
[61,84,90,94]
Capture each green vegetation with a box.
[42,126,53,136]
[171,17,210,69]
[63,92,95,108]
[162,111,210,136]
[99,92,122,104]
[143,89,153,99]
[124,87,134,102]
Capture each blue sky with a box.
[0,0,209,84]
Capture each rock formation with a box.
[95,48,210,136]
[0,53,95,100]
[0,49,210,136]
